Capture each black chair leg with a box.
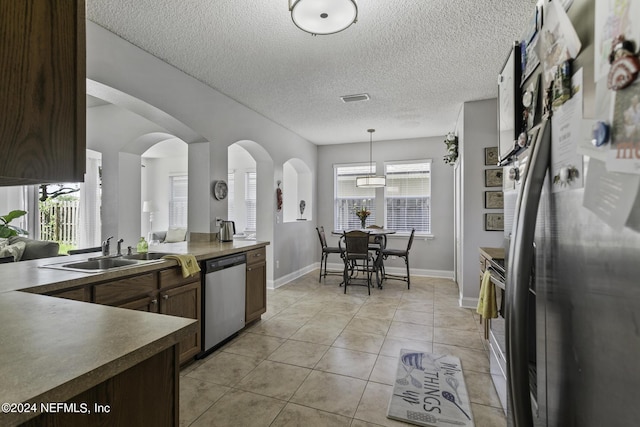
[405,256,410,289]
[343,268,348,293]
[324,254,328,280]
[319,253,324,282]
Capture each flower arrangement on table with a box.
[354,205,371,229]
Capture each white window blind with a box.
[334,164,376,231]
[169,175,188,227]
[384,161,431,233]
[245,172,256,232]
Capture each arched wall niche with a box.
[283,158,312,223]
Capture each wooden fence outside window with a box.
[39,200,79,247]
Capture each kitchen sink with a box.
[121,252,168,261]
[63,258,142,270]
[41,255,167,273]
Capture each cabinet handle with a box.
[163,294,169,300]
[248,267,252,271]
[151,299,158,305]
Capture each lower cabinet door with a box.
[245,262,266,323]
[160,281,201,364]
[119,295,159,312]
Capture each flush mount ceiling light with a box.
[289,0,358,36]
[356,129,386,188]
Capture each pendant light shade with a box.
[356,129,386,188]
[355,175,386,188]
[289,0,357,36]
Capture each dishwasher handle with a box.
[204,254,246,273]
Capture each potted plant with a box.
[443,133,458,165]
[0,210,28,238]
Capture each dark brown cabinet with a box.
[20,346,180,427]
[44,286,89,302]
[93,272,157,306]
[88,267,201,365]
[0,0,86,185]
[159,281,201,364]
[159,268,202,364]
[245,247,267,323]
[119,295,159,312]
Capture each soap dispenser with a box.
[136,236,148,253]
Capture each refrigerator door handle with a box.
[507,120,550,427]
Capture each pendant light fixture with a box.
[356,129,386,188]
[288,0,358,36]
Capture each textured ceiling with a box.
[86,0,537,145]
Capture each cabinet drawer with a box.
[48,286,89,302]
[246,247,266,267]
[94,273,157,305]
[159,267,201,289]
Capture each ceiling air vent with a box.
[340,93,370,103]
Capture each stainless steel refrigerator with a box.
[499,1,640,426]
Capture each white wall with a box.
[86,104,169,246]
[87,22,318,286]
[317,136,455,276]
[458,99,503,307]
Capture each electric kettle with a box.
[219,220,236,242]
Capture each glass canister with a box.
[136,237,148,253]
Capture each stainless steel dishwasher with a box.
[199,253,246,357]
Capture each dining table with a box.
[332,229,396,288]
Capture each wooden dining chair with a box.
[381,228,415,289]
[366,225,384,247]
[315,226,342,282]
[341,230,377,295]
[365,226,387,288]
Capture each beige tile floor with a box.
[180,271,507,427]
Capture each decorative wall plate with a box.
[212,180,228,200]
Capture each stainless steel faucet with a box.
[116,238,124,256]
[102,236,114,256]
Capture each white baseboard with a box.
[270,263,318,289]
[459,295,479,309]
[325,263,454,280]
[271,262,456,290]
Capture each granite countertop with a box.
[0,239,268,426]
[0,239,269,295]
[0,291,198,426]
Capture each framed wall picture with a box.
[484,147,499,166]
[485,213,504,231]
[485,168,503,187]
[485,191,504,209]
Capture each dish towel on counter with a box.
[162,254,201,278]
[477,269,498,319]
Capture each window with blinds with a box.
[169,175,188,227]
[334,164,376,231]
[384,161,431,233]
[245,171,256,232]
